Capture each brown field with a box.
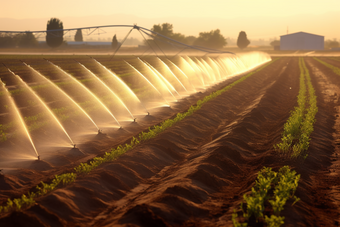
[0,55,340,226]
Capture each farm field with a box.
[0,54,339,226]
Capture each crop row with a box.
[232,166,300,227]
[0,58,277,214]
[274,58,318,159]
[315,57,340,76]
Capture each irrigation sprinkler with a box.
[147,112,150,116]
[0,169,3,175]
[73,144,76,149]
[134,118,137,122]
[37,156,41,161]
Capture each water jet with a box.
[92,58,149,115]
[0,76,40,158]
[77,61,135,121]
[44,58,121,127]
[125,61,170,106]
[22,61,100,132]
[7,68,75,147]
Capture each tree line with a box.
[148,23,250,50]
[0,19,251,50]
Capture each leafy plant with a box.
[233,166,300,227]
[314,58,340,75]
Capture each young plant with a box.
[233,166,300,227]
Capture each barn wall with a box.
[280,33,324,50]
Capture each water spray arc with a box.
[200,58,217,83]
[44,59,121,127]
[0,52,272,168]
[125,61,170,106]
[194,58,213,83]
[91,58,149,115]
[138,58,178,102]
[180,57,205,88]
[166,59,197,93]
[146,62,181,98]
[157,58,189,94]
[22,62,100,132]
[207,57,222,81]
[77,61,135,121]
[0,78,39,159]
[6,68,75,147]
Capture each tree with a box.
[325,39,339,49]
[0,33,16,48]
[184,36,197,45]
[151,23,174,38]
[111,34,118,49]
[270,40,280,47]
[237,31,250,50]
[193,29,227,49]
[74,29,83,42]
[46,18,64,48]
[18,32,38,47]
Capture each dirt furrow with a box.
[6,57,340,227]
[299,58,340,226]
[87,58,297,227]
[0,58,291,226]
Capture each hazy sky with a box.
[2,0,337,19]
[1,0,340,41]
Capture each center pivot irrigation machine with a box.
[0,24,235,57]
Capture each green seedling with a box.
[233,166,300,227]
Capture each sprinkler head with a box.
[134,118,137,122]
[37,155,40,161]
[73,144,76,149]
[147,112,150,116]
[0,169,3,175]
[98,129,103,135]
[120,126,123,129]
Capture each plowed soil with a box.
[1,56,340,226]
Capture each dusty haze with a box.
[1,0,340,43]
